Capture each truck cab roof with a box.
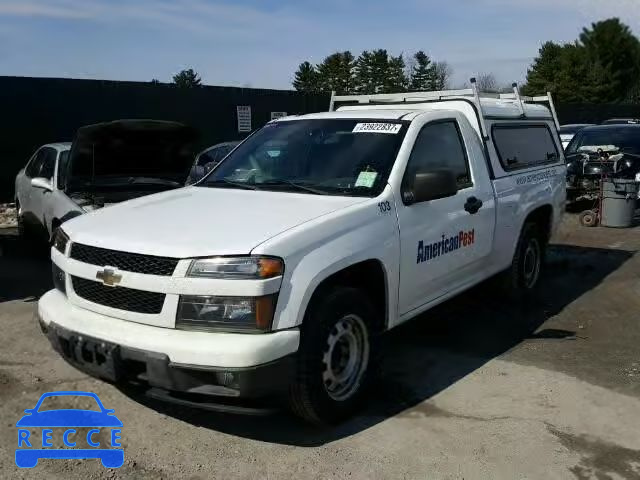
[275,84,558,146]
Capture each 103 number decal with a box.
[378,201,392,213]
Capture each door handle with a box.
[464,196,483,215]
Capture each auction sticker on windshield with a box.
[352,123,402,134]
[15,391,123,469]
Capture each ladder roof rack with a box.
[329,78,561,139]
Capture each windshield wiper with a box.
[259,179,329,195]
[204,179,261,190]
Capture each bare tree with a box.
[404,53,417,85]
[433,61,453,90]
[476,72,498,92]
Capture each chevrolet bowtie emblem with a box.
[96,268,122,287]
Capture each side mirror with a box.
[403,170,458,205]
[31,177,53,192]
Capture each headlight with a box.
[176,294,276,332]
[187,256,284,279]
[53,229,69,254]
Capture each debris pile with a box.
[0,203,17,228]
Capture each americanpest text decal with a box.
[417,229,475,264]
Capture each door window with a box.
[39,148,57,180]
[25,149,46,178]
[404,121,472,197]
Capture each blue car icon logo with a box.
[15,391,123,469]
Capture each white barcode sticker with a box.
[352,123,402,134]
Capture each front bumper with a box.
[43,321,294,402]
[38,289,299,411]
[38,289,299,368]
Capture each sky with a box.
[0,0,639,90]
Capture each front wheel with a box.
[289,287,379,425]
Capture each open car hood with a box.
[66,120,198,192]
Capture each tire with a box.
[500,222,545,297]
[289,286,380,425]
[579,210,598,228]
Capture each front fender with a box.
[45,193,84,237]
[255,189,401,331]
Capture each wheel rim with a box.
[523,238,541,289]
[583,214,594,226]
[322,314,370,402]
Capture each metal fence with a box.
[2,75,639,202]
[0,76,329,202]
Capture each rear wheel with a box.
[289,287,379,425]
[500,222,545,297]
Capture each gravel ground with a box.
[0,204,16,229]
[1,214,639,479]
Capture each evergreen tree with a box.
[293,61,319,93]
[369,49,391,93]
[409,51,435,91]
[353,51,376,94]
[579,18,640,102]
[316,51,355,94]
[384,54,408,93]
[524,18,640,103]
[172,68,202,88]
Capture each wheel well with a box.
[310,260,388,332]
[525,205,553,244]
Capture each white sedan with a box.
[14,142,72,241]
[14,120,198,243]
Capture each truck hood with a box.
[63,187,369,258]
[66,120,197,192]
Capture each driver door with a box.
[29,147,56,232]
[396,114,496,317]
[17,149,46,224]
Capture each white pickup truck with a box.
[38,83,566,424]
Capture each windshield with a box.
[199,119,408,197]
[566,128,640,156]
[559,125,589,136]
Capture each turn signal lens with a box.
[187,256,284,280]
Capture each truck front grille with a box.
[71,276,166,314]
[70,243,179,276]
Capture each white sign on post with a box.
[271,112,287,120]
[237,106,252,133]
